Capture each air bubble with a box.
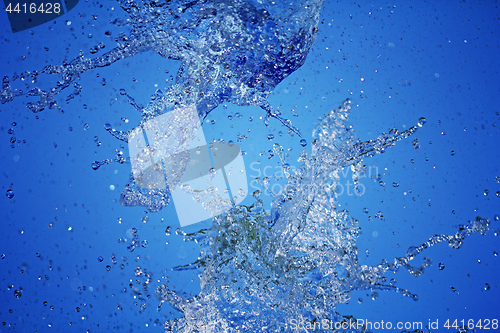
[6,189,14,199]
[83,123,89,130]
[267,134,274,141]
[300,139,307,147]
[484,283,491,291]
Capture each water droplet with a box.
[484,189,489,196]
[450,150,455,156]
[371,292,378,300]
[496,191,500,197]
[495,176,500,183]
[165,226,171,236]
[438,263,445,270]
[267,134,274,141]
[83,123,89,130]
[13,289,22,298]
[6,189,14,199]
[392,182,399,188]
[141,240,148,248]
[484,283,491,291]
[412,138,420,149]
[97,256,104,262]
[300,139,307,147]
[418,117,426,127]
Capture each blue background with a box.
[1,1,499,332]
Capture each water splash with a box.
[154,100,492,332]
[1,0,324,212]
[1,0,322,130]
[2,1,495,331]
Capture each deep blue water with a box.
[1,1,499,332]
